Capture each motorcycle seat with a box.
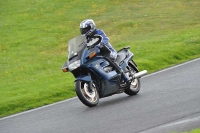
[116,52,126,64]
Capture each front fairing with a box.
[64,36,121,97]
[80,55,121,97]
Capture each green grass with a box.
[174,128,200,133]
[0,0,200,118]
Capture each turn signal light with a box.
[89,52,96,58]
[62,68,68,72]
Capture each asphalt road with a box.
[1,58,200,133]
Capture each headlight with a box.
[68,60,80,71]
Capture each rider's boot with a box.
[121,69,131,84]
[114,62,131,85]
[109,52,131,85]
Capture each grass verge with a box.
[174,128,200,133]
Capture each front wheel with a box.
[75,80,99,107]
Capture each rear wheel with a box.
[75,81,99,107]
[124,64,141,95]
[124,78,140,95]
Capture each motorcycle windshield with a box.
[68,36,86,60]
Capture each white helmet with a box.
[80,19,96,36]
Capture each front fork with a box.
[75,74,93,92]
[88,73,93,92]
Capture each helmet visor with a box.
[80,26,91,35]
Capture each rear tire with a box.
[124,63,141,96]
[75,81,99,107]
[124,78,140,95]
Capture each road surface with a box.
[1,58,200,133]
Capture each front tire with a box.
[75,81,99,107]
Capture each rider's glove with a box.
[86,36,92,43]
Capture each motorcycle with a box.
[62,35,147,107]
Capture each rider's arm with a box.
[95,29,109,45]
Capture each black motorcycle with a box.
[62,35,147,107]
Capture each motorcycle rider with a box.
[80,19,130,84]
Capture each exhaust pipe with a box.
[134,70,148,79]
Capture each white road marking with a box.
[161,115,200,128]
[144,58,200,78]
[139,115,200,133]
[0,97,77,121]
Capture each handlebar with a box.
[86,35,102,49]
